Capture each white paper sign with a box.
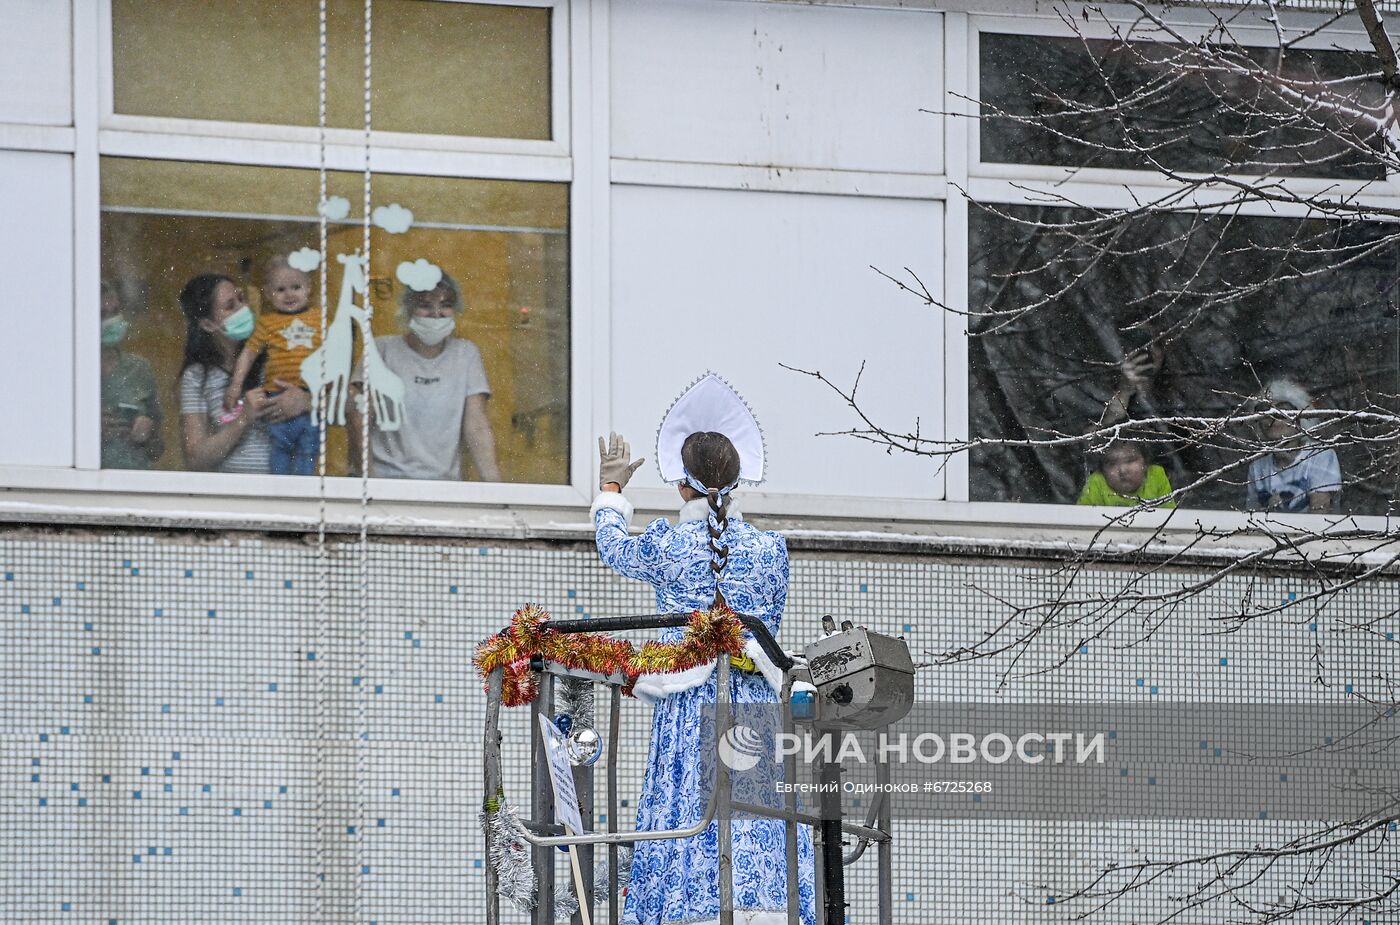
[538,714,586,835]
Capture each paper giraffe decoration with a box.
[300,252,406,431]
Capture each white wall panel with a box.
[0,150,73,466]
[611,184,943,502]
[0,1,73,126]
[611,0,942,175]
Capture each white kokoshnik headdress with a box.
[655,373,766,499]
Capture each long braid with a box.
[706,487,731,607]
[682,430,740,609]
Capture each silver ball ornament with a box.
[565,726,602,766]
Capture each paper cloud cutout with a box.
[396,259,443,293]
[318,196,351,221]
[287,247,322,273]
[372,203,414,234]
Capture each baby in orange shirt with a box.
[224,257,321,475]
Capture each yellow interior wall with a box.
[100,158,569,484]
[111,0,551,139]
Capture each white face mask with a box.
[409,315,456,346]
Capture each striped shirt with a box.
[179,364,272,474]
[245,309,320,389]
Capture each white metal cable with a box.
[355,2,374,923]
[314,0,330,920]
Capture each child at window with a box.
[224,256,320,475]
[1245,378,1341,513]
[1077,440,1175,508]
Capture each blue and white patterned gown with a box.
[593,494,816,925]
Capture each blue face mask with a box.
[222,305,255,341]
[100,315,129,347]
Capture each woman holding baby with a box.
[176,272,311,474]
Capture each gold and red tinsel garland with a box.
[475,604,748,706]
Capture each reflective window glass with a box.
[968,204,1400,514]
[100,156,569,484]
[979,33,1385,179]
[112,0,552,140]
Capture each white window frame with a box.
[30,0,594,510]
[968,12,1400,199]
[938,4,1400,536]
[97,0,571,160]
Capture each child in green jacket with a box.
[1077,440,1175,508]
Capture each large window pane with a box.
[979,33,1385,179]
[112,0,552,139]
[100,157,569,484]
[968,204,1400,514]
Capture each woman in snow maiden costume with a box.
[590,374,815,925]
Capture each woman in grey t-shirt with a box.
[177,273,309,474]
[348,273,501,481]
